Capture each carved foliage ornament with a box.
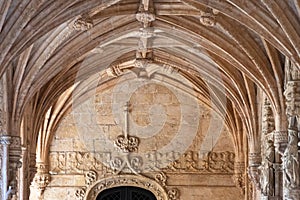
[49,151,235,174]
[76,172,179,200]
[200,8,218,27]
[72,15,93,31]
[114,135,139,153]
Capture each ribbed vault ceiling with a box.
[1,0,300,155]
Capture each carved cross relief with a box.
[114,102,139,153]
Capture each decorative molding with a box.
[49,151,235,175]
[76,172,180,200]
[165,151,235,173]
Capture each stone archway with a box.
[96,186,157,200]
[83,174,170,200]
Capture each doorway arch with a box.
[83,174,170,200]
[96,186,157,200]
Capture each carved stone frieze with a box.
[166,151,235,173]
[49,151,235,176]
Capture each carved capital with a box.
[33,162,50,192]
[273,131,288,149]
[0,135,11,145]
[9,136,22,162]
[248,152,261,167]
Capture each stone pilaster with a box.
[233,161,246,195]
[248,152,262,190]
[0,135,11,200]
[282,61,300,200]
[259,97,276,199]
[8,136,22,200]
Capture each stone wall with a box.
[31,82,243,200]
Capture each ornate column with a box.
[8,136,22,200]
[0,135,11,200]
[282,61,300,199]
[259,97,278,200]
